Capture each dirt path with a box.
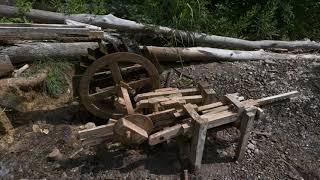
[0,58,319,179]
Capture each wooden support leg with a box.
[235,108,257,161]
[197,82,217,105]
[183,104,208,171]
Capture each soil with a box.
[1,58,320,179]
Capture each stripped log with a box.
[144,46,320,62]
[0,42,98,64]
[1,5,320,51]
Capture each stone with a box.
[248,143,255,150]
[84,122,96,129]
[47,148,64,162]
[254,149,259,154]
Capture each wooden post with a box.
[183,103,208,171]
[197,83,217,105]
[235,107,257,161]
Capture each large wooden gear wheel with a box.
[79,52,160,119]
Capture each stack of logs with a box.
[79,83,298,170]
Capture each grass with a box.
[23,58,73,97]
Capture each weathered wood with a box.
[13,64,29,77]
[0,42,98,64]
[0,55,13,77]
[114,118,148,144]
[0,107,14,134]
[120,87,134,114]
[145,46,320,62]
[136,95,203,109]
[0,26,104,41]
[183,103,208,171]
[2,5,320,51]
[65,19,102,30]
[135,88,198,102]
[256,91,299,106]
[0,68,49,89]
[235,108,257,161]
[197,83,217,105]
[149,123,189,145]
[78,123,114,140]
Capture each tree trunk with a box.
[0,42,98,64]
[143,46,320,62]
[0,5,320,51]
[0,55,13,77]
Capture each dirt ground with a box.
[0,58,320,179]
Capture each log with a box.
[0,42,98,64]
[0,55,13,77]
[143,46,320,62]
[1,5,320,51]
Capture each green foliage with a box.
[5,0,320,40]
[16,0,34,13]
[23,59,72,97]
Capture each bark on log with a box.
[0,55,13,77]
[1,5,320,51]
[0,42,98,64]
[143,46,320,62]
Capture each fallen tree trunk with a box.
[1,5,320,51]
[143,46,320,62]
[0,42,98,64]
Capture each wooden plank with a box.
[183,103,208,170]
[135,88,198,101]
[235,108,256,161]
[136,95,203,109]
[78,123,114,140]
[65,19,102,30]
[256,91,299,106]
[120,86,134,114]
[149,124,188,145]
[197,102,224,112]
[201,110,239,129]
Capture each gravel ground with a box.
[0,58,319,179]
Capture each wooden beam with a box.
[235,108,257,161]
[183,103,208,171]
[0,26,104,41]
[135,88,199,101]
[78,123,114,140]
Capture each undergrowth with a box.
[23,59,72,98]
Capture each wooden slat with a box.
[135,88,199,101]
[78,123,114,140]
[202,110,239,129]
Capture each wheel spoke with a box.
[110,62,123,84]
[89,86,115,101]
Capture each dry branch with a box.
[0,68,49,89]
[143,46,320,62]
[0,42,98,64]
[1,5,320,51]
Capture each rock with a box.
[47,148,64,162]
[32,124,41,133]
[254,149,259,154]
[251,140,257,145]
[248,143,255,150]
[85,122,96,129]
